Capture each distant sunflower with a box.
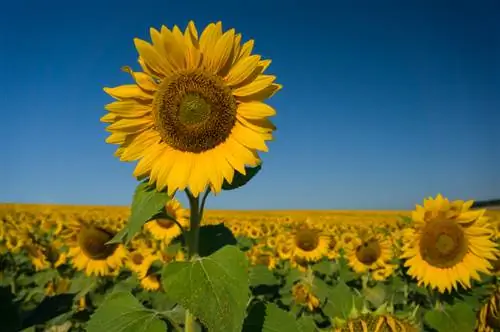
[127,248,158,279]
[103,21,281,197]
[247,244,277,270]
[292,226,329,263]
[477,287,500,332]
[400,194,498,293]
[339,232,358,251]
[346,235,392,274]
[67,224,127,276]
[24,244,50,271]
[292,282,320,312]
[333,314,418,332]
[144,198,189,244]
[140,274,161,291]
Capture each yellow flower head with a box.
[400,194,498,293]
[103,21,281,197]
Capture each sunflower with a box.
[247,244,277,270]
[140,274,161,291]
[102,21,281,197]
[292,225,329,263]
[144,198,189,244]
[400,194,499,293]
[292,282,321,312]
[332,303,419,332]
[346,234,393,275]
[339,232,359,252]
[24,244,50,271]
[477,287,500,332]
[333,314,418,332]
[326,235,341,260]
[127,248,158,279]
[67,224,127,276]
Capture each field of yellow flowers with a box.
[1,200,500,332]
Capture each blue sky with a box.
[2,0,499,210]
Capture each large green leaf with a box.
[362,284,386,308]
[323,282,362,320]
[424,302,476,332]
[162,245,250,332]
[125,181,170,243]
[222,165,262,191]
[86,292,166,332]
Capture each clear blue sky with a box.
[2,0,499,210]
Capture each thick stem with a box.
[184,189,202,332]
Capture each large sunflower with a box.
[400,194,498,293]
[102,21,281,197]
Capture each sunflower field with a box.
[3,20,500,332]
[1,197,500,332]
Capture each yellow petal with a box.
[225,55,261,87]
[237,115,276,135]
[231,33,242,64]
[218,140,247,175]
[237,101,276,119]
[233,75,276,97]
[236,83,282,102]
[100,113,118,123]
[151,147,176,191]
[160,26,186,70]
[105,132,128,144]
[205,29,235,74]
[237,39,254,61]
[204,152,224,194]
[134,38,174,77]
[184,21,199,42]
[166,152,194,195]
[188,153,210,196]
[231,122,269,152]
[121,66,158,92]
[121,131,161,161]
[104,100,152,118]
[199,22,222,57]
[133,143,164,179]
[103,85,153,100]
[106,117,153,133]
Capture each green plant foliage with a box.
[162,245,250,332]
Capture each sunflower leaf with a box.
[323,281,362,320]
[161,245,250,332]
[423,302,476,332]
[125,181,170,243]
[86,291,166,332]
[222,164,262,191]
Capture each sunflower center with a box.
[131,252,144,265]
[419,219,468,268]
[77,227,117,260]
[256,254,271,266]
[153,70,237,153]
[156,218,176,229]
[355,239,381,265]
[295,229,320,252]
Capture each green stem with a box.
[184,189,203,331]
